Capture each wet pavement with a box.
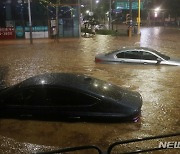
[0,27,180,153]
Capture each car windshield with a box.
[148,48,170,60]
[105,50,119,56]
[0,0,180,153]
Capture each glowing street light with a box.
[154,12,158,17]
[96,0,99,4]
[86,10,90,14]
[155,7,160,12]
[154,7,161,18]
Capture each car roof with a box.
[18,73,101,88]
[105,47,163,57]
[106,47,152,55]
[115,47,170,60]
[118,47,155,52]
[14,73,126,101]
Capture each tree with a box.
[144,0,180,17]
[93,0,109,23]
[164,0,180,17]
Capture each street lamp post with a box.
[109,0,112,30]
[55,0,59,41]
[28,0,33,44]
[128,0,132,37]
[78,0,81,38]
[91,0,92,12]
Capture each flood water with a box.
[0,27,180,153]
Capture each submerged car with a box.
[95,47,180,66]
[0,73,142,121]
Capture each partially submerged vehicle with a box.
[95,47,180,66]
[0,73,142,122]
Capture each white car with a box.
[95,47,180,66]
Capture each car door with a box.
[115,51,143,64]
[141,51,159,64]
[2,87,41,117]
[41,87,102,118]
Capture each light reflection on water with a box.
[0,27,180,153]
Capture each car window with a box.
[142,52,158,60]
[146,48,170,60]
[116,52,125,58]
[5,87,100,107]
[45,87,100,106]
[124,51,142,59]
[4,87,47,106]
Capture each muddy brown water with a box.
[0,27,180,153]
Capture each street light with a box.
[154,7,161,18]
[155,7,160,12]
[86,10,90,14]
[96,0,99,4]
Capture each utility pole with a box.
[137,0,141,34]
[128,0,132,37]
[78,0,81,37]
[55,0,59,41]
[47,5,50,38]
[109,0,112,30]
[90,0,93,12]
[28,0,33,44]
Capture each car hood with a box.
[99,88,142,118]
[92,83,142,109]
[166,58,180,66]
[95,53,106,59]
[121,90,143,110]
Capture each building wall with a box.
[0,0,80,39]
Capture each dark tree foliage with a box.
[164,0,180,16]
[144,0,180,16]
[93,0,109,20]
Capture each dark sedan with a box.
[0,73,142,122]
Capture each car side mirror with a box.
[157,58,162,64]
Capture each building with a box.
[114,0,145,22]
[0,0,80,39]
